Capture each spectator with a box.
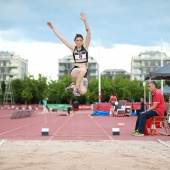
[108,92,118,117]
[67,103,73,116]
[42,98,50,113]
[136,98,145,116]
[132,81,165,136]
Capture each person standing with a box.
[132,81,165,136]
[47,12,91,96]
[42,98,50,113]
[108,92,118,116]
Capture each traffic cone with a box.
[150,124,158,135]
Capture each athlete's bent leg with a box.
[79,78,88,94]
[71,68,87,89]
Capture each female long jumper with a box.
[47,12,91,96]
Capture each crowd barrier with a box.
[0,104,92,111]
[1,102,165,111]
[0,104,43,110]
[92,102,144,112]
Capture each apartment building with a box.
[101,69,130,80]
[0,51,28,84]
[58,55,98,79]
[131,51,170,81]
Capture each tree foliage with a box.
[0,74,165,104]
[1,81,6,94]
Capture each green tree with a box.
[1,81,6,94]
[112,75,131,101]
[11,79,24,103]
[6,73,149,104]
[86,78,98,104]
[35,74,48,103]
[101,76,113,102]
[21,76,34,104]
[48,80,59,103]
[21,87,33,104]
[0,89,3,104]
[130,79,144,102]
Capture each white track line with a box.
[157,139,170,148]
[0,139,7,145]
[0,115,11,118]
[0,120,42,136]
[53,134,107,137]
[47,117,72,141]
[89,115,114,141]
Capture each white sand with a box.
[0,140,170,170]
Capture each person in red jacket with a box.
[108,92,118,117]
[132,81,165,136]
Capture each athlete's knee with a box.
[71,73,77,79]
[79,88,87,94]
[80,68,87,75]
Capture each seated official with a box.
[132,81,165,136]
[136,98,145,116]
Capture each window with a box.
[135,75,141,80]
[4,67,9,73]
[6,75,9,80]
[133,68,141,73]
[134,62,141,67]
[148,61,150,66]
[143,67,146,73]
[6,61,10,66]
[141,61,145,66]
[155,61,159,66]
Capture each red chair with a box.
[145,114,170,135]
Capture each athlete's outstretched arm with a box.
[47,22,74,50]
[80,12,91,50]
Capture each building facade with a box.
[101,69,130,80]
[131,51,170,81]
[58,55,98,79]
[0,51,28,84]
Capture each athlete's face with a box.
[75,37,83,48]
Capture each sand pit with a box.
[0,140,170,170]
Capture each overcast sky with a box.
[0,0,170,80]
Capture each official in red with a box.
[132,81,165,136]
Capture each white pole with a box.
[161,38,163,93]
[98,38,101,102]
[149,78,151,107]
[143,81,146,108]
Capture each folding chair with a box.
[157,112,170,136]
[148,111,170,136]
[116,100,127,117]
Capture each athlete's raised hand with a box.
[80,12,87,21]
[47,22,54,29]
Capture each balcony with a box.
[59,67,66,70]
[10,73,18,77]
[89,73,98,76]
[10,64,18,68]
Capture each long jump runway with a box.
[0,110,169,141]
